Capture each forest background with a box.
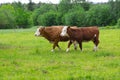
[0,0,120,29]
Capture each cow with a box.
[34,26,77,52]
[60,26,99,52]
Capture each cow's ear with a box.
[68,26,70,29]
[38,27,45,31]
[41,27,45,30]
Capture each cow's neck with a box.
[68,28,82,41]
[41,30,51,41]
[68,28,76,38]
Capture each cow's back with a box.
[43,26,62,41]
[80,27,99,41]
[44,26,70,42]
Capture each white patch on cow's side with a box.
[35,28,40,36]
[94,34,96,37]
[60,26,69,37]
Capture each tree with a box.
[85,4,111,26]
[0,4,16,29]
[28,0,35,11]
[15,8,33,28]
[58,0,72,14]
[63,6,85,26]
[108,0,120,25]
[37,11,59,26]
[13,2,33,28]
[32,3,57,25]
[116,18,120,28]
[71,0,90,11]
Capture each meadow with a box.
[0,28,120,80]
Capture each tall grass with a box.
[0,28,120,80]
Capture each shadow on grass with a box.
[0,43,13,49]
[94,51,115,57]
[0,43,32,50]
[68,75,104,80]
[30,47,98,55]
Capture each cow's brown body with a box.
[40,26,69,42]
[35,26,77,51]
[61,26,100,51]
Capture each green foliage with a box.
[27,0,35,11]
[58,0,72,14]
[85,4,111,26]
[1,0,120,28]
[108,0,120,25]
[72,0,91,11]
[15,8,29,28]
[80,2,91,11]
[63,5,85,26]
[64,11,85,26]
[0,4,16,29]
[116,18,120,28]
[32,4,57,25]
[37,11,59,26]
[0,2,33,29]
[13,3,33,28]
[55,13,63,25]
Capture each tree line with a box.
[0,0,120,29]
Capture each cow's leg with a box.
[56,44,61,50]
[66,40,72,52]
[51,40,59,52]
[93,45,97,51]
[79,42,82,51]
[51,43,56,52]
[73,41,77,50]
[93,39,99,51]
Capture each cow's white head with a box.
[35,26,45,36]
[60,26,69,37]
[35,27,41,36]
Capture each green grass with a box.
[0,28,120,80]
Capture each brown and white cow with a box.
[60,26,99,52]
[34,26,77,52]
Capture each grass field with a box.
[0,28,120,80]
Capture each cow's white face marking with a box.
[35,28,40,36]
[60,26,69,37]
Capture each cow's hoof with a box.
[66,48,70,52]
[51,49,54,52]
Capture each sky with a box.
[0,0,109,4]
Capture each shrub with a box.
[37,12,59,26]
[32,4,57,25]
[116,18,120,28]
[85,4,111,26]
[63,11,85,27]
[0,4,16,29]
